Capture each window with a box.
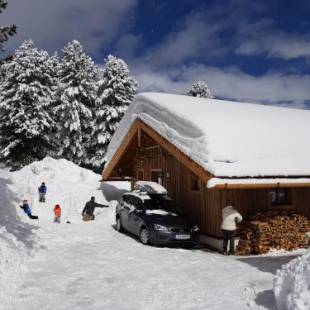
[189,173,201,192]
[151,170,162,185]
[137,169,144,181]
[268,188,292,206]
[131,197,143,209]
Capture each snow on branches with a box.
[0,40,58,169]
[0,0,16,52]
[87,55,138,167]
[187,80,214,99]
[0,40,138,170]
[54,40,98,165]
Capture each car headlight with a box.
[192,225,199,232]
[154,224,169,232]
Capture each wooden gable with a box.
[102,119,211,182]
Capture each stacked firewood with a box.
[236,211,310,255]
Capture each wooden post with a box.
[138,127,141,148]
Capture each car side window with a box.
[135,198,144,210]
[123,195,129,204]
[129,197,139,208]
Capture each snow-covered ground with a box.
[0,158,307,310]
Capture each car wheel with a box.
[116,217,123,232]
[140,227,150,245]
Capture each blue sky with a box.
[2,0,310,108]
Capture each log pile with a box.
[236,211,310,255]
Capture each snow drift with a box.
[274,248,310,310]
[105,92,310,178]
[0,157,108,308]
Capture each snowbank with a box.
[0,169,35,308]
[105,92,310,178]
[0,157,108,308]
[0,227,28,308]
[274,248,310,310]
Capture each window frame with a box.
[137,169,144,181]
[268,188,294,209]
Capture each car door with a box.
[120,195,133,230]
[128,197,144,235]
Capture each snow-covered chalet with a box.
[102,92,310,249]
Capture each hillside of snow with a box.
[0,157,307,310]
[0,157,129,309]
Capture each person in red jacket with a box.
[53,204,61,223]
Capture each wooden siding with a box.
[108,125,310,239]
[294,188,310,217]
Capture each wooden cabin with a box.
[102,93,310,249]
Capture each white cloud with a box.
[236,28,310,60]
[1,0,138,56]
[133,63,310,108]
[144,11,227,66]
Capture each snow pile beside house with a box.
[105,92,310,178]
[0,227,28,308]
[0,169,31,308]
[274,248,310,310]
[0,157,105,307]
[10,156,103,221]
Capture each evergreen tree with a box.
[0,40,57,169]
[0,1,16,52]
[187,80,214,99]
[55,40,98,165]
[87,55,138,168]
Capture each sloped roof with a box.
[105,92,310,178]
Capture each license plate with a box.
[176,234,190,240]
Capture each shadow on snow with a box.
[237,254,300,275]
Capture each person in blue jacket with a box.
[38,182,47,202]
[20,199,39,220]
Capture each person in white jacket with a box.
[221,203,243,255]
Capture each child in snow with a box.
[20,199,39,220]
[53,204,61,223]
[221,201,242,255]
[38,182,47,202]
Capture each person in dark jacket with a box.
[82,197,107,221]
[38,182,47,202]
[20,199,39,220]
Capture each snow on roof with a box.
[134,181,168,195]
[123,191,151,201]
[207,177,310,188]
[105,92,310,178]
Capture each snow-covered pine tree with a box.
[0,0,16,52]
[187,80,214,99]
[54,40,98,165]
[0,40,57,169]
[86,55,138,168]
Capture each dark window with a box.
[137,169,144,181]
[151,170,162,184]
[131,197,143,209]
[189,174,201,191]
[268,188,292,206]
[122,195,129,203]
[123,195,134,205]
